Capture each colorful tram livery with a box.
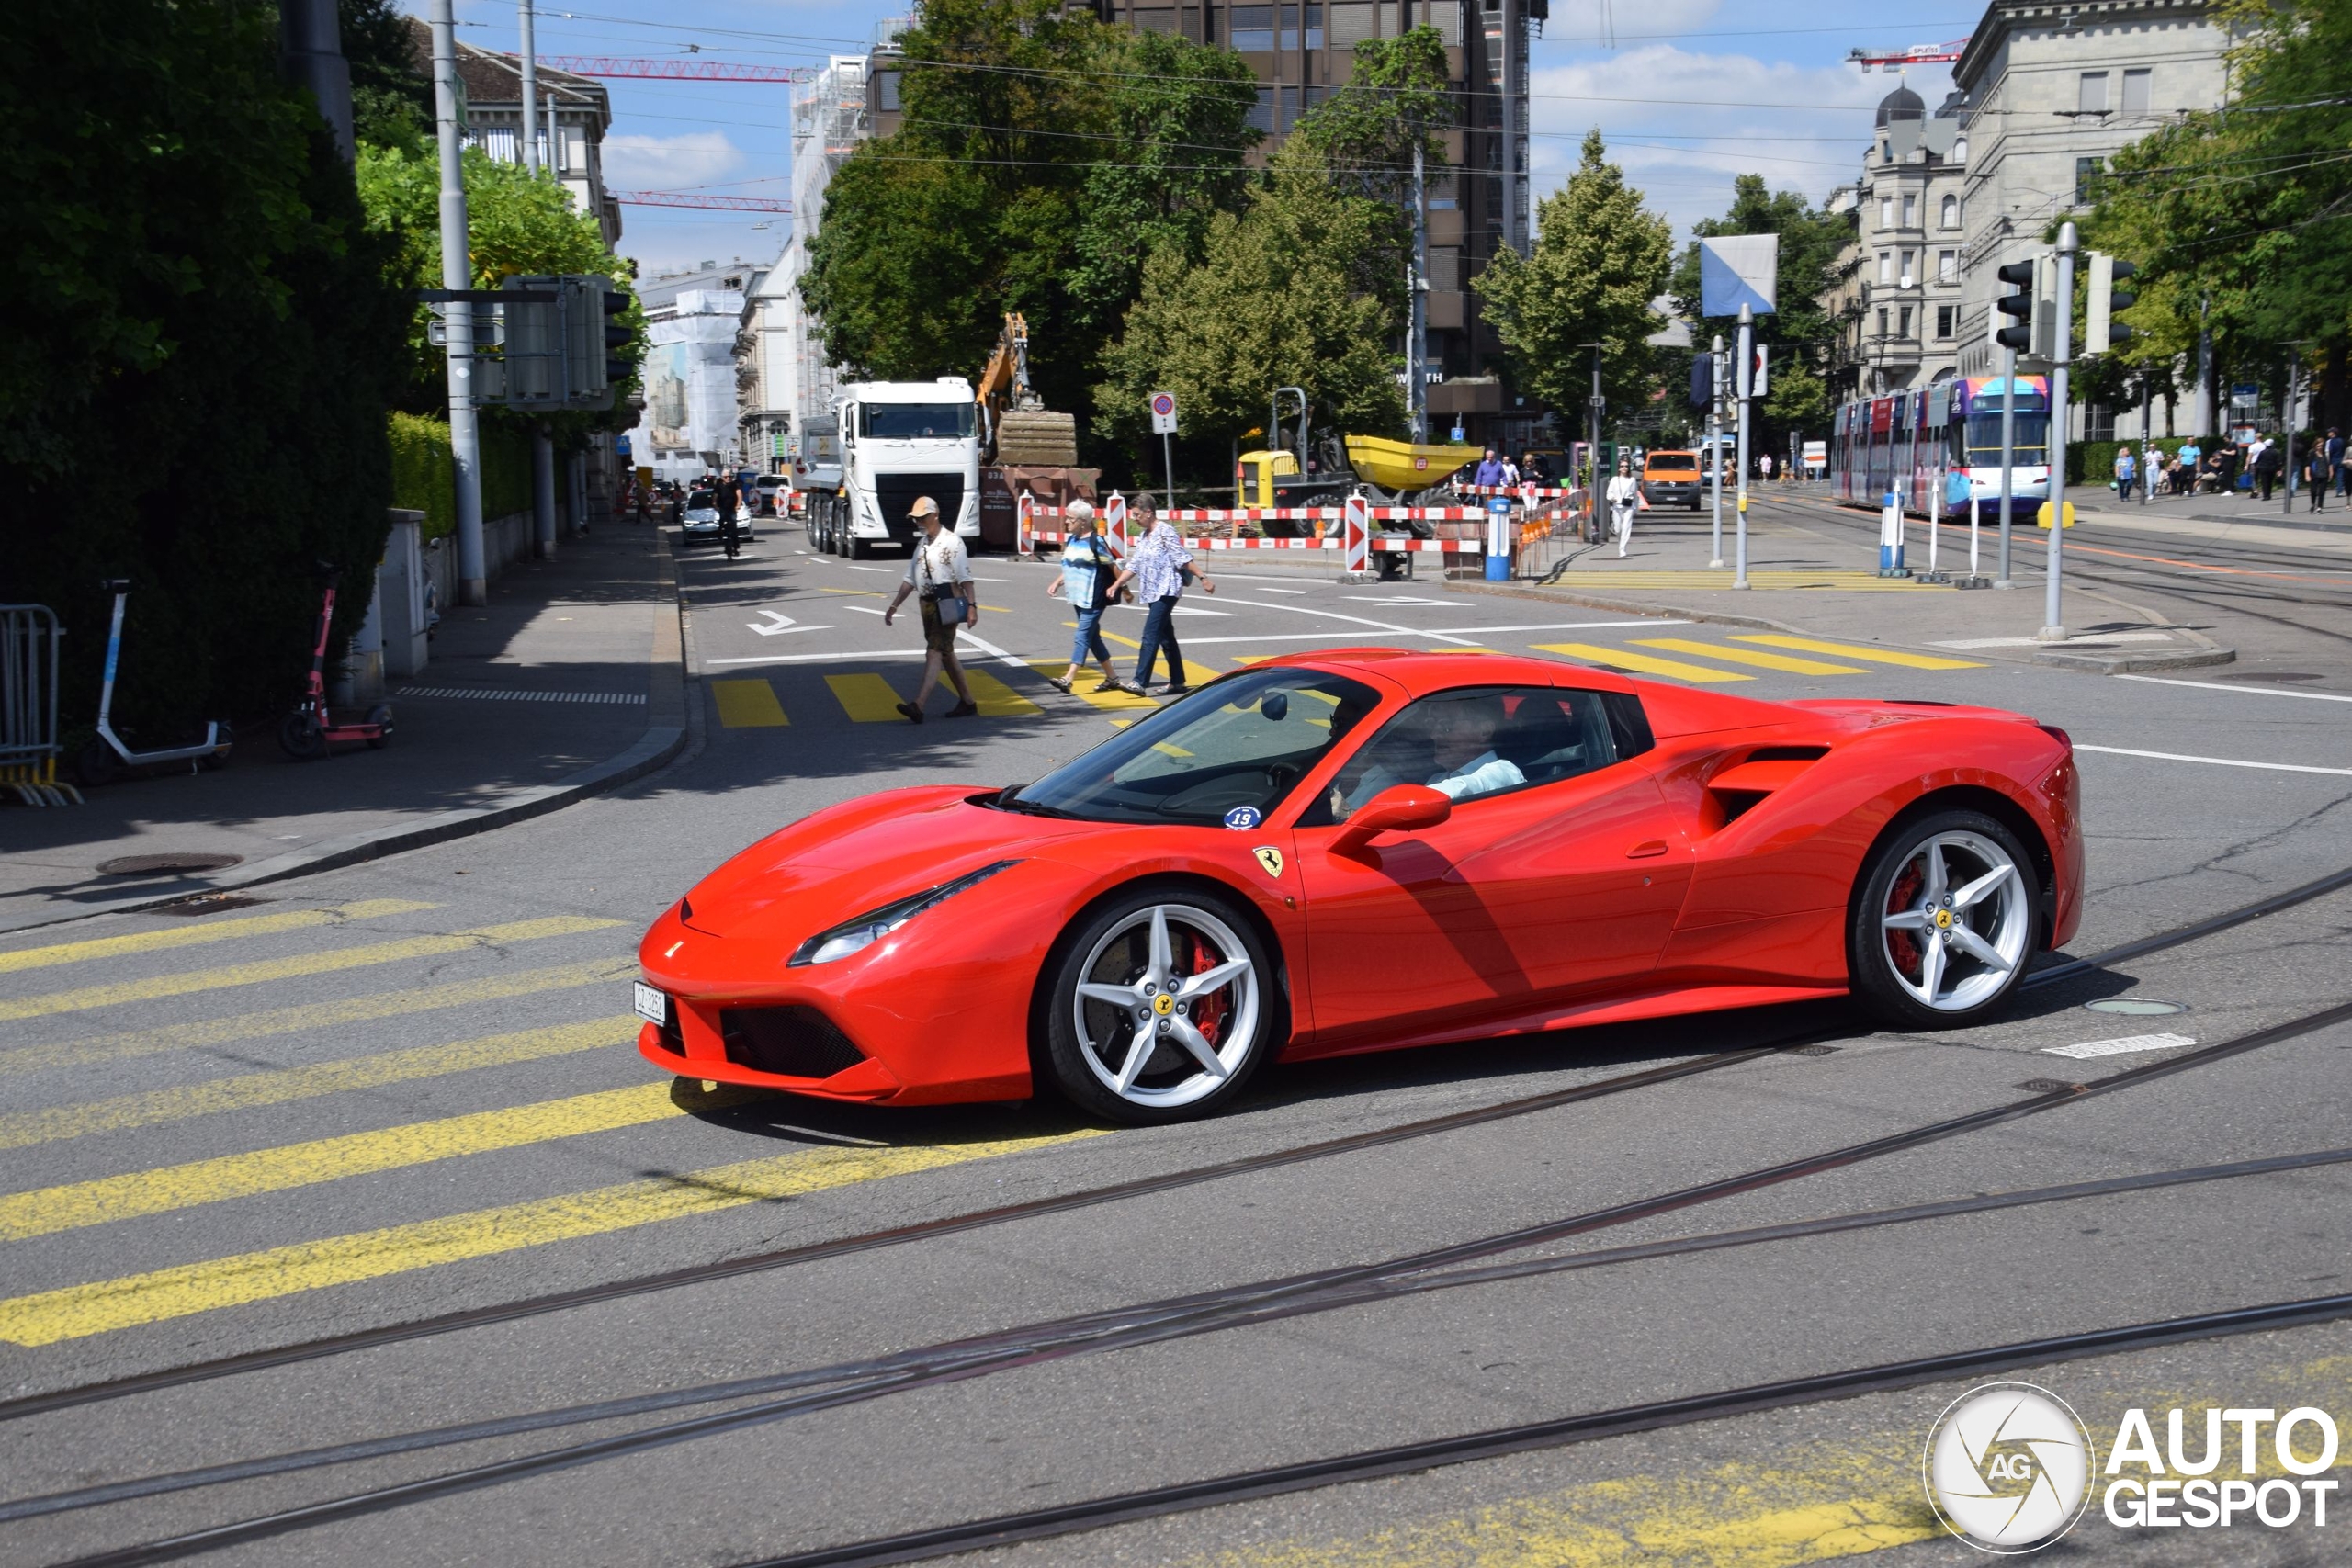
[1831,375,2052,517]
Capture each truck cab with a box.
[821,378,981,558]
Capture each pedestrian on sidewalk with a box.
[2253,436,2283,502]
[2328,429,2346,497]
[2113,445,2137,502]
[1474,447,1506,488]
[1110,500,1216,697]
[2305,443,2334,513]
[881,496,979,722]
[1521,450,1553,486]
[1758,452,1775,484]
[1604,456,1642,558]
[1045,500,1138,696]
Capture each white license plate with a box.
[633,983,669,1026]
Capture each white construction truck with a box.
[808,378,981,558]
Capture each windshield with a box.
[686,491,717,510]
[1645,452,1697,473]
[1964,411,2050,465]
[861,402,977,440]
[1008,668,1382,827]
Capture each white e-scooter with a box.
[77,579,232,786]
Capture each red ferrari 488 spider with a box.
[636,650,2081,1122]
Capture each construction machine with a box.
[976,313,1079,467]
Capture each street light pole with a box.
[1708,333,1724,568]
[2038,220,2078,642]
[1735,303,1752,590]
[519,0,539,175]
[429,0,487,606]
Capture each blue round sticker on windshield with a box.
[1223,806,1263,830]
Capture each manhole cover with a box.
[96,852,244,877]
[154,893,268,916]
[2016,1078,2082,1095]
[1786,1043,1839,1056]
[2085,998,2187,1016]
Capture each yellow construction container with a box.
[1343,434,1478,494]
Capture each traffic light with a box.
[1994,254,2056,358]
[501,275,563,408]
[2084,253,2138,356]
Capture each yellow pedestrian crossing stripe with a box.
[1534,642,1753,683]
[1732,634,1983,670]
[1634,638,1867,676]
[0,916,618,1022]
[0,898,436,976]
[0,1017,637,1152]
[1027,660,1160,712]
[0,1082,686,1241]
[963,670,1041,716]
[825,671,910,722]
[0,956,636,1078]
[712,677,789,728]
[0,1129,1104,1345]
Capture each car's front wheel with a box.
[1041,886,1277,1123]
[1849,808,2038,1030]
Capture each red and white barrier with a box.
[1161,505,1491,524]
[1023,527,1483,555]
[1342,494,1370,574]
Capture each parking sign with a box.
[1149,391,1178,435]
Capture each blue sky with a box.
[438,0,1966,278]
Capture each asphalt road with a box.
[3,511,2349,1568]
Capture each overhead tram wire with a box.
[44,996,2352,1568]
[9,860,2351,1428]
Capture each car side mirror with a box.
[1333,784,1452,854]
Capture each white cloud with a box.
[600,131,746,190]
[1526,43,1955,239]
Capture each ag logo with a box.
[1252,846,1284,878]
[1925,1382,2095,1553]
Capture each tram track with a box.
[11,856,2345,1430]
[36,988,2352,1568]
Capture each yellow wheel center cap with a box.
[1934,908,1953,929]
[1153,993,1175,1016]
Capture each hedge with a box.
[388,412,533,540]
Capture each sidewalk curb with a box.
[5,534,692,935]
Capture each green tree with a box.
[1296,27,1451,309]
[1474,130,1670,415]
[1095,140,1405,458]
[342,0,432,153]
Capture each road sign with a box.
[1149,391,1178,434]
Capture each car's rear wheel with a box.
[1042,887,1276,1123]
[1849,808,2037,1030]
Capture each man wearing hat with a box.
[881,495,979,721]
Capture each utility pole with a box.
[519,0,539,175]
[429,0,488,605]
[1581,342,1603,543]
[1708,333,1724,568]
[2038,221,2078,642]
[2138,373,2152,507]
[1996,343,2018,588]
[1409,139,1429,444]
[277,0,355,164]
[1734,303,1753,589]
[2281,345,2308,517]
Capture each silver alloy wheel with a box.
[1879,829,2030,1012]
[1070,902,1260,1110]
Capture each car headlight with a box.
[788,861,1018,967]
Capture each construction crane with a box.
[1847,38,1969,71]
[535,56,817,83]
[611,190,792,213]
[974,314,1077,468]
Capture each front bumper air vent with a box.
[720,1006,867,1079]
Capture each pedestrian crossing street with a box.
[708,633,1985,726]
[0,902,1099,1351]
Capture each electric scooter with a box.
[279,569,392,760]
[77,580,233,786]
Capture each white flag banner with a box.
[1699,234,1780,317]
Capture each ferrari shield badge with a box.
[1223,806,1263,830]
[1252,846,1284,878]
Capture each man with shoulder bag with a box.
[881,496,979,722]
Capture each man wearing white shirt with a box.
[1345,694,1526,815]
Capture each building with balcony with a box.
[1950,0,2228,436]
[1827,83,1971,400]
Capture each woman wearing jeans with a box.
[1110,500,1216,697]
[1045,500,1137,694]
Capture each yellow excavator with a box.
[974,313,1078,467]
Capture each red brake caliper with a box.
[1189,932,1228,1046]
[1887,863,1923,976]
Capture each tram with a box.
[1831,375,2051,515]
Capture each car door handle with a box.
[1626,840,1669,859]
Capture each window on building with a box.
[1878,251,1893,284]
[2075,155,2103,204]
[1952,136,1968,163]
[1877,307,1890,336]
[1231,5,1273,49]
[1248,85,1275,133]
[2078,72,2109,113]
[876,71,901,111]
[2122,68,2152,115]
[1899,249,1916,284]
[1898,306,1913,340]
[1902,193,1917,228]
[1939,249,1957,282]
[1940,193,1960,228]
[1880,197,1894,229]
[1937,305,1956,339]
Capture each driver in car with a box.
[1343,694,1525,816]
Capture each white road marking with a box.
[2117,674,2352,704]
[1345,596,1453,605]
[2075,744,2352,777]
[748,610,826,637]
[1427,620,1690,634]
[953,629,1029,669]
[1221,597,1479,647]
[1936,631,2177,649]
[1170,606,1237,616]
[2042,1032,2197,1061]
[842,563,892,573]
[1200,575,1308,590]
[707,651,930,666]
[842,605,888,616]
